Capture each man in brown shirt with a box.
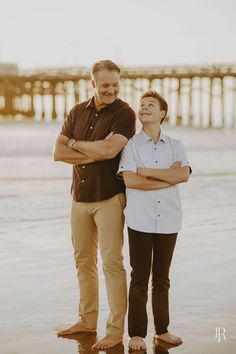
[53,60,135,349]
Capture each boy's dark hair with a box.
[140,90,168,124]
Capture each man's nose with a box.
[108,88,115,95]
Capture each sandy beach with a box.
[0,122,236,354]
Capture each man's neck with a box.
[94,96,106,111]
[143,124,161,143]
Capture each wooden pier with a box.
[0,64,236,127]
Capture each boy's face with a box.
[138,97,165,125]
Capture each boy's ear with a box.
[161,110,166,118]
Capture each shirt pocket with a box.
[157,153,173,168]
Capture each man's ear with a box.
[91,79,96,89]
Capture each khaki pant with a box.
[71,193,127,337]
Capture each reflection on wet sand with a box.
[58,331,183,353]
[153,337,181,354]
[59,332,125,353]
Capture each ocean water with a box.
[0,121,235,177]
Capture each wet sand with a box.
[0,122,236,353]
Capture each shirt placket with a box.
[80,110,99,189]
[87,109,99,140]
[80,164,86,186]
[153,143,161,232]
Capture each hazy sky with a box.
[0,0,235,69]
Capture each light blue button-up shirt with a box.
[118,129,191,234]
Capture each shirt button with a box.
[158,201,160,203]
[95,113,98,117]
[81,180,85,183]
[154,148,157,150]
[158,214,160,217]
[89,126,93,129]
[155,161,158,163]
[82,166,85,169]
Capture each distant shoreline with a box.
[0,115,234,131]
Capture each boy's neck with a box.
[143,124,161,143]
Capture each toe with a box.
[57,330,65,336]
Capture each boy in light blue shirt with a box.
[118,90,191,351]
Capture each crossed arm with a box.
[122,171,172,190]
[137,165,190,184]
[53,133,128,165]
[122,161,190,191]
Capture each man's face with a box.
[138,97,165,125]
[92,70,120,106]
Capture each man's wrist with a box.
[72,140,80,151]
[71,140,76,149]
[67,138,76,149]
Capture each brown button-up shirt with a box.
[60,97,136,202]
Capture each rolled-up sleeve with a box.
[117,140,137,177]
[111,107,136,140]
[60,107,77,139]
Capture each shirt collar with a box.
[140,129,167,143]
[85,96,119,112]
[85,97,94,109]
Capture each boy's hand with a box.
[171,161,182,168]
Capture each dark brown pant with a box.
[128,227,177,338]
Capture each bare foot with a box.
[154,332,183,345]
[57,322,96,337]
[128,336,147,351]
[92,334,123,350]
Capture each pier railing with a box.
[0,64,236,127]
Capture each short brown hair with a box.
[91,60,121,78]
[140,90,168,124]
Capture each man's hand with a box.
[105,132,113,140]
